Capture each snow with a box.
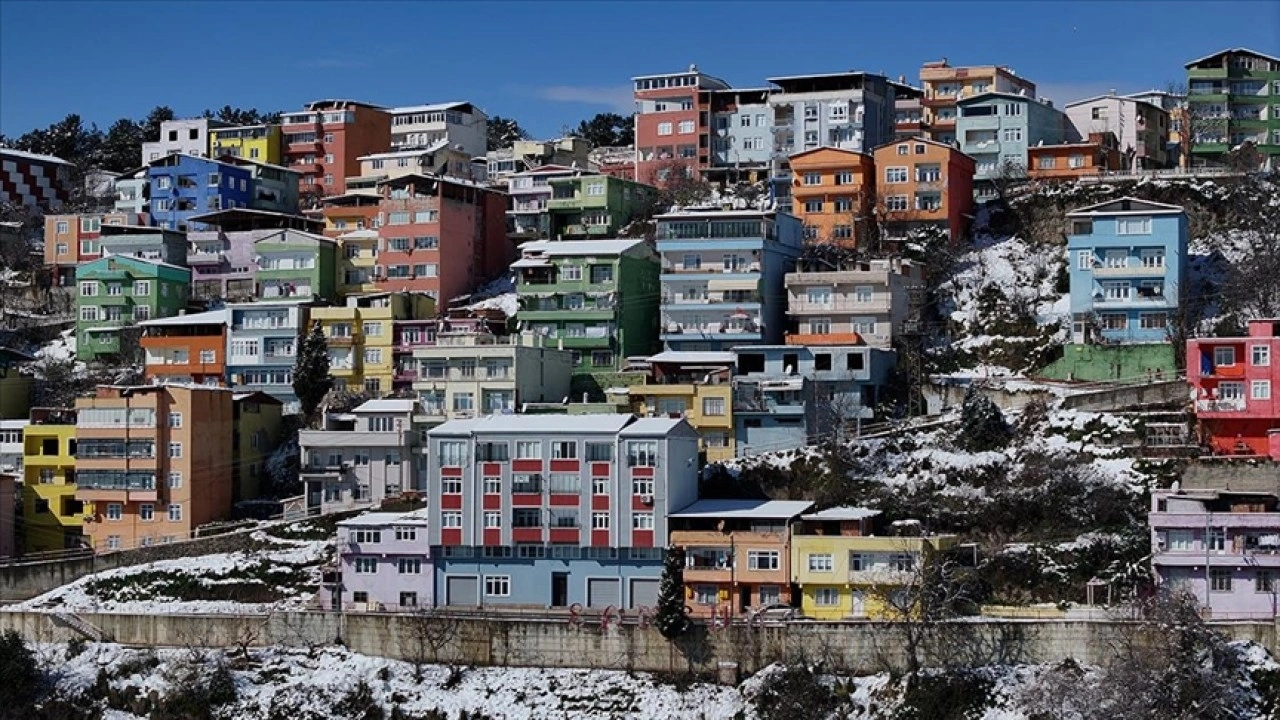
[463,272,518,317]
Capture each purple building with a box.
[184,208,324,304]
[1151,486,1280,619]
[321,510,432,611]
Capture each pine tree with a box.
[655,545,691,639]
[956,386,1012,452]
[292,321,333,427]
[486,115,531,151]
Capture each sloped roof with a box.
[1184,47,1280,68]
[1066,196,1185,217]
[353,399,417,414]
[519,239,648,257]
[670,499,814,519]
[139,308,229,327]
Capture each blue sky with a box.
[2,1,1277,139]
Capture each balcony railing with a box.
[1091,265,1166,278]
[789,298,891,313]
[1196,398,1246,412]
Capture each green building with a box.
[514,238,660,383]
[1185,48,1280,170]
[76,255,191,362]
[546,175,659,240]
[252,229,338,303]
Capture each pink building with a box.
[1187,320,1280,457]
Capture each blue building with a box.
[1066,197,1188,345]
[657,210,803,352]
[147,154,253,231]
[225,301,312,413]
[731,344,894,456]
[955,92,1070,201]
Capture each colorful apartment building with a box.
[656,210,804,351]
[424,414,699,609]
[391,315,502,393]
[1125,90,1187,168]
[215,156,301,214]
[700,88,774,185]
[955,92,1070,200]
[352,145,480,189]
[871,137,976,242]
[514,239,660,375]
[113,168,148,216]
[784,256,923,349]
[0,149,73,212]
[21,408,81,553]
[632,66,731,184]
[786,148,874,246]
[767,72,897,213]
[281,100,391,197]
[388,102,488,158]
[507,165,583,239]
[312,292,435,396]
[231,391,282,503]
[919,60,1037,145]
[76,385,235,552]
[253,229,338,302]
[139,308,229,386]
[893,81,928,140]
[335,229,380,295]
[629,351,736,462]
[0,419,22,475]
[1187,319,1280,457]
[1064,95,1171,170]
[75,255,191,363]
[1184,48,1280,170]
[486,137,593,188]
[791,507,957,620]
[209,124,283,165]
[1066,198,1187,345]
[97,224,189,266]
[43,212,146,286]
[322,510,432,611]
[373,174,509,303]
[410,332,573,423]
[186,208,325,304]
[670,499,812,618]
[300,399,427,515]
[226,302,313,414]
[1027,132,1123,181]
[320,193,381,239]
[545,175,658,240]
[146,154,255,231]
[141,118,229,163]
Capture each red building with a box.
[281,100,391,198]
[0,149,73,213]
[373,174,510,304]
[632,65,730,185]
[1188,319,1280,457]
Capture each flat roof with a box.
[337,510,430,527]
[139,308,229,327]
[671,499,814,520]
[389,101,475,115]
[801,506,882,521]
[353,399,417,413]
[519,239,647,256]
[647,351,736,365]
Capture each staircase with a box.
[50,612,106,642]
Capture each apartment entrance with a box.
[551,572,569,607]
[739,586,752,612]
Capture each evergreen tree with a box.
[486,115,531,151]
[292,321,333,427]
[571,112,634,148]
[0,629,40,713]
[956,386,1012,452]
[655,546,691,639]
[100,118,145,172]
[142,105,176,142]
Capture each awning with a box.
[511,257,552,268]
[707,278,759,291]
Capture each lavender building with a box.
[321,510,432,611]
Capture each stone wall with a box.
[3,610,1275,677]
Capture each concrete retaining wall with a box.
[1061,380,1186,412]
[3,610,1275,676]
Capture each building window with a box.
[803,199,823,214]
[168,503,182,521]
[483,511,501,529]
[807,553,833,572]
[485,575,511,597]
[168,442,182,458]
[1215,347,1237,367]
[1258,571,1274,594]
[1001,127,1023,142]
[814,588,840,606]
[199,350,216,364]
[515,441,541,459]
[1253,346,1271,367]
[632,512,654,529]
[483,476,501,494]
[551,441,577,459]
[168,412,183,429]
[657,122,673,136]
[133,280,150,296]
[1139,313,1167,330]
[627,441,658,467]
[397,558,422,575]
[694,585,718,605]
[354,557,377,574]
[1253,380,1271,400]
[884,167,908,184]
[1116,217,1152,235]
[747,550,779,571]
[591,477,609,495]
[394,527,416,542]
[437,440,467,466]
[1210,568,1232,592]
[885,195,908,212]
[168,471,182,489]
[802,172,821,186]
[441,478,463,494]
[441,512,462,528]
[702,397,725,416]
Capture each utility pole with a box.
[903,285,928,418]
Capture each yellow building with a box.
[209,124,282,165]
[232,392,284,502]
[336,229,380,295]
[312,292,436,397]
[21,408,83,553]
[790,507,958,620]
[629,351,736,462]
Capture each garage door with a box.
[629,578,659,609]
[587,578,621,608]
[445,576,479,606]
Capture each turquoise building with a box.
[955,91,1070,201]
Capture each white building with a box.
[141,119,230,164]
[0,420,25,475]
[1064,95,1171,170]
[387,102,488,159]
[410,332,574,423]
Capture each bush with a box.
[752,666,836,720]
[955,388,1011,453]
[0,629,42,714]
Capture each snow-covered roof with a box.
[0,148,73,166]
[654,209,774,219]
[619,417,688,436]
[670,499,814,519]
[82,254,190,274]
[801,506,882,522]
[1184,47,1280,68]
[1066,196,1185,217]
[519,239,647,257]
[353,399,417,414]
[511,257,553,269]
[358,140,452,161]
[337,510,430,527]
[337,229,379,240]
[139,308,229,327]
[389,101,473,115]
[647,351,736,365]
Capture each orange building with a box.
[872,137,976,243]
[1027,132,1122,182]
[139,309,229,386]
[919,60,1037,145]
[76,385,234,552]
[788,148,875,247]
[281,100,391,198]
[43,212,145,285]
[319,193,381,238]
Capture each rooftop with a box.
[801,506,882,522]
[139,308,229,327]
[388,102,476,115]
[518,239,647,257]
[353,399,417,414]
[1066,196,1186,217]
[430,414,637,435]
[337,509,430,527]
[0,148,74,166]
[647,351,737,365]
[670,499,815,520]
[1185,47,1280,68]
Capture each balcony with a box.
[1196,398,1246,412]
[788,298,891,314]
[326,334,357,346]
[78,475,158,503]
[661,262,762,275]
[786,332,864,346]
[187,250,226,265]
[1091,264,1166,278]
[848,568,915,585]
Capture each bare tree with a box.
[1166,81,1227,170]
[399,606,462,680]
[647,160,711,209]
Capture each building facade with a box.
[1187,319,1280,457]
[1027,132,1123,181]
[311,292,435,396]
[872,137,976,242]
[545,175,658,240]
[75,256,191,362]
[670,499,813,618]
[786,148,874,246]
[514,239,660,374]
[281,100,391,197]
[410,333,573,423]
[326,511,432,611]
[1184,48,1280,170]
[231,392,282,503]
[391,316,501,393]
[784,256,922,349]
[209,124,283,165]
[76,385,234,552]
[507,165,582,240]
[628,351,736,463]
[146,154,253,231]
[919,60,1037,145]
[632,66,731,184]
[388,102,488,158]
[300,399,426,516]
[226,302,312,413]
[1064,95,1171,170]
[657,210,804,351]
[139,308,229,386]
[43,212,145,285]
[425,414,699,609]
[21,408,81,553]
[486,138,593,188]
[1066,197,1187,345]
[253,229,338,302]
[700,88,774,184]
[0,149,73,212]
[956,92,1070,200]
[141,118,228,163]
[186,208,324,304]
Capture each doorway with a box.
[739,586,752,612]
[552,572,569,607]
